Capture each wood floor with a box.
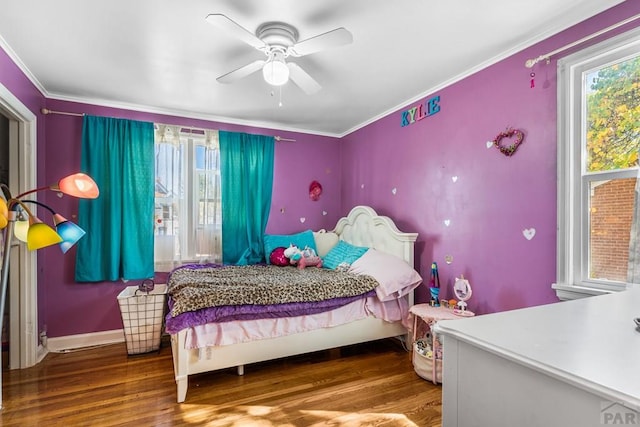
[0,337,442,426]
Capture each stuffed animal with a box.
[284,244,323,269]
[298,246,323,269]
[283,244,301,263]
[269,247,289,266]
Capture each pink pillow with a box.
[348,249,423,301]
[269,247,289,266]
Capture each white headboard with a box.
[333,206,418,268]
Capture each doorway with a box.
[0,113,7,369]
[0,82,38,371]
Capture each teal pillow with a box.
[322,240,369,270]
[263,230,317,264]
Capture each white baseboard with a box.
[46,329,124,353]
[36,343,48,364]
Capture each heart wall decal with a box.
[523,228,536,240]
[491,128,525,157]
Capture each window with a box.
[555,27,640,300]
[154,125,222,272]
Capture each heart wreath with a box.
[492,128,524,157]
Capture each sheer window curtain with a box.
[154,125,222,272]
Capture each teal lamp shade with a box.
[53,213,86,253]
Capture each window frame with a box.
[154,127,222,270]
[555,26,640,300]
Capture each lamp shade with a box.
[0,198,7,229]
[26,218,62,251]
[262,52,289,86]
[56,173,99,199]
[53,213,86,253]
[13,219,29,242]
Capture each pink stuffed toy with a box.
[284,245,323,269]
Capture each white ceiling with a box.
[0,0,626,136]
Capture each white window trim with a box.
[154,126,221,271]
[555,26,640,300]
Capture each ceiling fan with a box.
[205,14,353,95]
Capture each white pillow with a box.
[348,249,423,301]
[313,230,339,258]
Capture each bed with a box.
[167,205,420,403]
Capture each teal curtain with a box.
[75,115,155,281]
[220,131,274,265]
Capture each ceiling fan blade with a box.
[290,27,353,57]
[287,63,321,95]
[217,60,266,84]
[205,14,266,50]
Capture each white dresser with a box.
[434,288,640,427]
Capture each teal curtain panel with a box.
[75,115,155,281]
[219,131,275,265]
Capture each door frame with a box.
[0,81,38,369]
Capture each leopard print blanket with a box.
[167,264,379,317]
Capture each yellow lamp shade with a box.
[0,198,8,229]
[26,219,62,251]
[57,173,99,199]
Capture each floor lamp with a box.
[0,173,99,409]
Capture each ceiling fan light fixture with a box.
[262,51,289,86]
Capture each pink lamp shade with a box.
[56,173,99,199]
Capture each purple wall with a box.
[38,100,341,337]
[1,1,640,338]
[341,1,640,313]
